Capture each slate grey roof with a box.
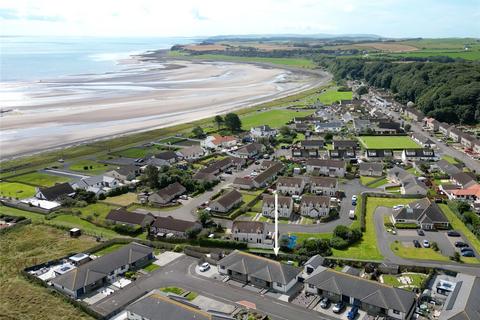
[304,255,325,269]
[387,166,412,182]
[359,162,384,174]
[154,151,178,160]
[151,216,199,233]
[306,267,416,313]
[402,177,428,195]
[253,162,284,185]
[394,198,448,224]
[366,149,394,157]
[237,143,264,155]
[452,172,477,188]
[126,293,214,320]
[439,274,480,320]
[105,208,154,227]
[212,189,242,208]
[232,221,265,234]
[332,140,358,150]
[300,195,330,207]
[328,149,357,159]
[262,195,292,207]
[149,182,186,204]
[436,160,462,176]
[301,139,324,148]
[218,250,301,286]
[306,159,346,169]
[38,183,75,201]
[178,145,204,158]
[403,149,436,158]
[51,242,152,291]
[309,176,337,188]
[277,176,304,187]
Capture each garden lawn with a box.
[0,181,36,199]
[368,178,389,188]
[101,192,138,206]
[10,172,71,187]
[317,88,353,105]
[0,224,96,320]
[77,203,119,220]
[93,244,126,256]
[49,215,119,238]
[382,273,428,289]
[69,159,113,175]
[390,241,450,262]
[332,197,415,261]
[439,204,480,261]
[357,136,421,150]
[360,176,378,186]
[143,262,160,272]
[441,155,460,164]
[241,109,313,129]
[292,232,332,244]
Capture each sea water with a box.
[0,36,193,82]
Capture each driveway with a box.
[92,255,338,320]
[373,207,480,277]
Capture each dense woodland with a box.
[319,58,480,125]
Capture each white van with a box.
[349,210,355,219]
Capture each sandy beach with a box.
[0,59,330,159]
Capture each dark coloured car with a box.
[454,241,468,248]
[347,306,359,320]
[460,247,474,253]
[462,251,475,257]
[447,231,461,237]
[413,240,421,248]
[417,230,425,236]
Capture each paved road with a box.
[373,207,480,277]
[92,255,335,320]
[386,108,480,173]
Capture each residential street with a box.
[373,207,480,277]
[92,255,335,320]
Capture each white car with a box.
[423,240,430,248]
[351,195,358,201]
[393,205,404,210]
[199,262,210,272]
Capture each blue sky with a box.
[0,0,478,38]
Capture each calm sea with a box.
[0,36,194,82]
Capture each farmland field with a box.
[0,181,36,199]
[176,53,316,68]
[10,172,71,187]
[0,224,96,320]
[241,109,313,129]
[317,88,353,105]
[358,136,420,149]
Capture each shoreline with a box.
[0,55,331,161]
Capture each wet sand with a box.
[0,59,330,159]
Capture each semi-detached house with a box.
[306,159,346,177]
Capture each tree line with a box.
[318,57,480,125]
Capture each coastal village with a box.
[2,82,480,320]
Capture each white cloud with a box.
[0,0,478,37]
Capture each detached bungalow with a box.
[392,198,449,230]
[148,182,186,206]
[105,208,154,229]
[201,135,237,149]
[210,189,243,213]
[51,242,153,298]
[451,172,477,189]
[217,250,301,293]
[150,216,200,238]
[235,143,265,158]
[359,162,384,177]
[147,151,180,167]
[177,145,205,161]
[105,165,140,182]
[35,183,75,201]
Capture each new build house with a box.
[51,242,153,298]
[309,176,338,196]
[304,266,416,320]
[231,221,271,246]
[35,183,75,201]
[276,176,305,196]
[217,250,301,293]
[262,195,293,218]
[305,159,346,177]
[299,195,330,218]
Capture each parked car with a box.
[199,262,210,272]
[454,241,469,248]
[462,251,475,257]
[392,229,397,235]
[417,229,425,236]
[413,240,421,248]
[423,240,430,248]
[332,301,346,313]
[319,297,330,309]
[393,205,404,210]
[224,170,232,175]
[447,231,461,237]
[460,247,474,253]
[351,195,357,202]
[347,306,359,320]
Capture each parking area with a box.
[394,229,464,257]
[153,251,184,267]
[312,300,367,320]
[191,295,236,314]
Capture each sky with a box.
[0,0,479,38]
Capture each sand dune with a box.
[0,60,330,159]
